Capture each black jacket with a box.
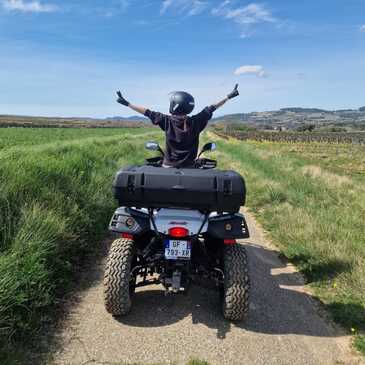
[144,106,216,167]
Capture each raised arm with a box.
[212,84,240,110]
[116,91,147,115]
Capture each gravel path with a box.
[51,210,360,365]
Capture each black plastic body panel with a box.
[113,166,246,213]
[109,207,150,234]
[207,213,250,239]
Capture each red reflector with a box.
[168,227,189,238]
[224,239,236,245]
[121,233,133,240]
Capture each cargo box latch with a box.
[223,180,233,195]
[127,175,136,192]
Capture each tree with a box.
[296,124,316,132]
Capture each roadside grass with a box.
[187,360,210,365]
[209,133,365,355]
[0,128,161,358]
[354,335,365,354]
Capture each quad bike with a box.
[103,141,250,321]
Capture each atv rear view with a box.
[104,141,250,321]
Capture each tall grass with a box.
[211,133,365,353]
[0,129,159,347]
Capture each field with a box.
[0,127,364,361]
[210,132,365,354]
[215,128,365,144]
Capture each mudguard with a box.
[207,213,249,239]
[109,207,150,235]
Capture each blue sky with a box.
[0,0,364,117]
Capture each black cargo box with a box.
[113,166,246,213]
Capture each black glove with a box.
[116,91,130,106]
[227,84,239,99]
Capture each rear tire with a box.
[104,238,135,316]
[222,244,250,321]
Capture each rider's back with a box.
[144,106,216,168]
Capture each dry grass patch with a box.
[302,165,352,187]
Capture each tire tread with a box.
[223,244,250,321]
[103,238,134,316]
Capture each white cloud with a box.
[360,25,365,32]
[234,65,267,77]
[160,0,171,14]
[2,0,58,12]
[161,0,207,16]
[211,0,230,15]
[226,4,275,24]
[212,2,276,38]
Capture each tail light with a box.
[168,227,189,238]
[121,233,134,240]
[224,239,236,245]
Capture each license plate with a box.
[164,240,191,260]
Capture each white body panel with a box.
[152,208,208,236]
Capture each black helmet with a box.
[169,91,195,115]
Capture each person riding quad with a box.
[116,85,239,168]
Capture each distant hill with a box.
[280,107,329,113]
[106,115,148,122]
[213,107,365,131]
[212,113,251,123]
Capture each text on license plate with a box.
[164,240,191,260]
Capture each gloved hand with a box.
[227,84,239,99]
[116,91,130,106]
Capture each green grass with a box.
[354,335,365,354]
[0,127,153,150]
[0,128,161,355]
[187,360,210,365]
[209,132,365,355]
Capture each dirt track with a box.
[51,210,360,365]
